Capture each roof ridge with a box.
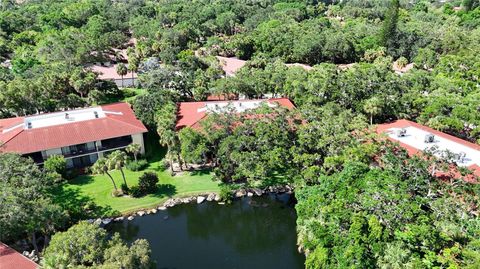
[106,116,147,132]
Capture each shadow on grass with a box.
[69,175,95,186]
[151,184,177,198]
[51,185,119,222]
[188,168,212,176]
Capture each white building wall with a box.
[131,133,146,155]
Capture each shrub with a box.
[129,185,144,198]
[44,155,67,178]
[138,172,158,194]
[126,159,148,171]
[219,184,234,203]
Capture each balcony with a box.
[98,135,133,151]
[63,147,98,158]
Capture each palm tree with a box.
[127,56,139,88]
[363,97,383,125]
[91,158,117,190]
[116,63,128,88]
[126,143,141,162]
[107,150,128,189]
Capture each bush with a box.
[129,185,144,198]
[138,172,158,194]
[44,155,67,178]
[219,184,234,203]
[126,159,148,171]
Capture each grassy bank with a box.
[57,132,220,215]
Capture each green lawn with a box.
[58,132,220,215]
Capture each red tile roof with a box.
[89,64,137,80]
[176,98,295,130]
[216,56,247,76]
[0,243,38,269]
[0,102,147,154]
[377,119,480,179]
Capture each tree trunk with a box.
[31,232,39,254]
[121,75,124,88]
[177,153,183,171]
[370,114,373,125]
[132,72,135,87]
[169,158,174,173]
[107,172,117,190]
[134,153,138,162]
[120,168,128,188]
[44,234,51,248]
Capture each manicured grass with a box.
[60,132,220,215]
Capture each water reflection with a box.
[108,193,304,269]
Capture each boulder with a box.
[127,216,134,221]
[102,218,112,225]
[22,251,29,256]
[214,194,221,201]
[218,202,225,205]
[197,196,206,204]
[207,193,215,201]
[182,198,190,204]
[137,211,145,216]
[253,188,263,196]
[114,217,124,222]
[234,189,246,198]
[151,209,158,214]
[94,218,102,225]
[247,192,253,197]
[158,206,167,211]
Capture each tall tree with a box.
[91,158,117,190]
[0,153,66,252]
[380,0,400,49]
[156,102,180,172]
[116,63,128,88]
[126,143,142,162]
[42,221,154,268]
[107,150,129,189]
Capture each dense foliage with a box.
[42,221,154,268]
[0,153,66,252]
[2,0,480,268]
[297,145,480,268]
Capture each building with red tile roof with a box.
[176,98,295,130]
[0,242,38,269]
[0,102,147,168]
[377,119,480,179]
[216,56,247,77]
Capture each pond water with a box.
[108,193,305,269]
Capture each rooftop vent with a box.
[27,122,32,129]
[424,133,435,143]
[94,111,99,118]
[65,113,70,120]
[396,128,407,138]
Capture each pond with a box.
[108,193,305,269]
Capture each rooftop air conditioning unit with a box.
[65,113,70,120]
[396,128,407,137]
[457,152,467,163]
[94,111,99,118]
[424,133,435,143]
[27,122,32,129]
